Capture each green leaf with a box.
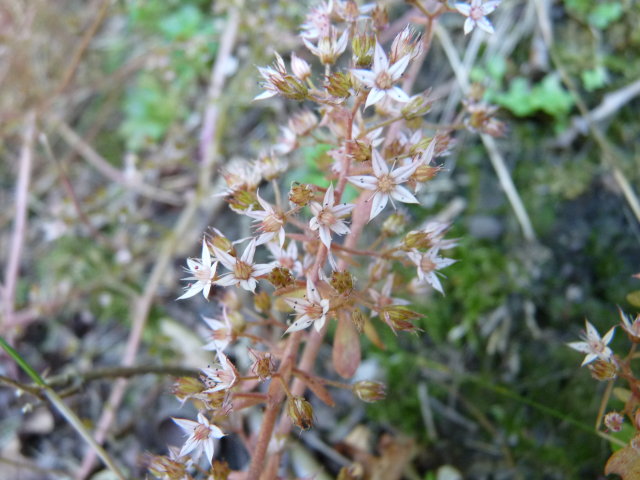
[588,2,623,29]
[581,67,608,91]
[0,336,46,386]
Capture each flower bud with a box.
[146,453,187,480]
[212,460,231,480]
[171,377,205,404]
[604,411,624,432]
[331,270,354,295]
[382,213,408,236]
[325,71,352,98]
[390,26,423,64]
[401,95,432,121]
[403,230,435,250]
[337,463,364,480]
[287,396,314,430]
[226,188,257,213]
[249,349,275,381]
[291,52,311,81]
[351,32,375,68]
[289,182,314,206]
[371,5,389,31]
[349,139,372,163]
[353,381,386,403]
[254,291,271,313]
[268,266,295,288]
[381,306,423,333]
[256,155,286,181]
[413,164,440,183]
[588,359,618,381]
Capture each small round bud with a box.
[289,182,314,206]
[287,396,314,430]
[227,188,258,212]
[371,5,389,31]
[249,349,275,381]
[381,306,423,333]
[171,377,205,404]
[254,291,271,313]
[268,266,294,289]
[353,381,386,403]
[604,412,624,432]
[401,95,432,121]
[331,270,354,295]
[351,33,375,68]
[588,359,618,381]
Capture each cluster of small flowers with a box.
[149,0,503,477]
[568,308,640,468]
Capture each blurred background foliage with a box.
[1,0,639,478]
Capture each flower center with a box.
[420,256,436,273]
[193,424,211,441]
[194,264,212,282]
[470,6,484,20]
[262,213,283,232]
[234,261,253,280]
[377,173,396,193]
[318,208,337,226]
[304,302,324,319]
[375,71,393,90]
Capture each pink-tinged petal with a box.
[204,439,214,465]
[482,0,500,14]
[455,3,471,15]
[255,232,273,246]
[253,263,275,276]
[428,272,445,294]
[391,185,420,204]
[240,278,257,292]
[186,258,200,272]
[323,183,335,207]
[336,29,349,55]
[212,246,236,271]
[369,192,389,220]
[347,175,378,189]
[602,327,615,345]
[387,86,411,103]
[209,424,225,438]
[421,138,437,164]
[180,436,199,457]
[331,203,355,216]
[330,220,350,235]
[173,417,198,432]
[202,240,211,266]
[567,341,591,353]
[434,257,457,269]
[241,239,257,263]
[314,314,326,332]
[303,37,320,56]
[310,202,322,216]
[365,88,386,109]
[202,283,212,299]
[177,284,203,300]
[464,17,475,35]
[309,217,320,231]
[476,17,495,34]
[351,69,376,86]
[254,90,278,101]
[203,317,225,330]
[319,226,332,249]
[388,55,410,80]
[582,353,598,366]
[372,41,389,72]
[256,190,270,211]
[214,275,238,287]
[391,160,420,182]
[285,315,315,333]
[585,321,599,340]
[371,149,389,176]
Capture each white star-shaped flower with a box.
[284,278,331,333]
[201,352,239,393]
[178,240,218,300]
[246,191,286,247]
[455,0,500,35]
[267,240,303,277]
[172,413,225,466]
[351,41,411,109]
[309,183,355,250]
[303,26,349,65]
[213,238,274,292]
[347,149,421,221]
[406,247,456,295]
[568,320,615,366]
